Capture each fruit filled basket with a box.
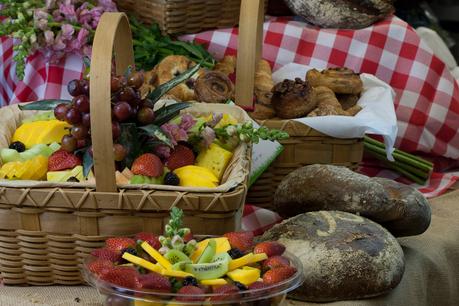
[0,13,266,286]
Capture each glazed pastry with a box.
[336,93,360,110]
[214,55,237,76]
[306,68,363,95]
[308,86,361,117]
[271,78,317,119]
[283,0,395,29]
[154,55,203,101]
[194,71,234,103]
[252,60,276,120]
[140,67,157,98]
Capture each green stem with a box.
[368,150,430,180]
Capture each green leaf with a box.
[18,99,71,111]
[153,102,191,126]
[139,124,173,147]
[119,123,142,168]
[83,149,94,179]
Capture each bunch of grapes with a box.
[54,70,154,162]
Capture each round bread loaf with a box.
[259,211,405,302]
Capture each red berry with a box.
[90,248,122,263]
[68,79,83,97]
[176,285,206,302]
[61,135,77,153]
[111,76,123,92]
[54,103,70,121]
[71,125,89,140]
[87,258,113,277]
[73,95,90,113]
[262,256,290,271]
[48,150,82,171]
[254,242,286,257]
[131,153,164,177]
[134,232,161,250]
[166,145,195,171]
[65,107,82,124]
[113,101,132,122]
[105,237,136,254]
[248,281,269,290]
[223,231,254,252]
[119,87,136,102]
[138,272,171,292]
[210,284,240,302]
[100,266,140,289]
[262,266,297,285]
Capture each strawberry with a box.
[262,266,297,285]
[105,237,136,254]
[223,231,254,252]
[248,281,269,290]
[262,255,290,271]
[48,150,82,171]
[210,284,240,301]
[134,232,161,250]
[176,285,206,302]
[138,272,171,292]
[90,248,122,263]
[254,241,285,257]
[166,145,195,171]
[87,258,113,277]
[100,266,140,289]
[131,153,164,177]
[183,231,193,243]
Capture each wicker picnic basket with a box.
[116,0,269,35]
[0,13,252,286]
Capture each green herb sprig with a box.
[158,207,197,256]
[215,122,289,144]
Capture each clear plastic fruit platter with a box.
[83,245,304,306]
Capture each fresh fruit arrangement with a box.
[84,208,303,305]
[2,64,288,187]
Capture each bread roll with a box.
[259,211,405,302]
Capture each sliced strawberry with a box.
[254,241,285,257]
[105,237,136,254]
[262,255,290,271]
[90,248,122,263]
[48,150,82,171]
[131,153,164,177]
[176,285,206,302]
[134,232,161,250]
[166,144,195,171]
[138,272,171,292]
[223,231,254,252]
[248,281,269,290]
[210,284,240,301]
[262,266,297,285]
[100,266,140,289]
[87,258,113,277]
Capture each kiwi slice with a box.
[171,261,187,271]
[165,249,192,265]
[184,255,230,280]
[212,252,232,263]
[197,239,216,264]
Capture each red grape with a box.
[128,71,145,89]
[54,103,70,121]
[77,139,87,149]
[65,108,82,124]
[82,113,91,127]
[88,146,93,157]
[71,125,89,140]
[61,135,77,152]
[113,101,132,122]
[111,76,123,92]
[113,144,127,161]
[137,106,155,125]
[73,95,90,113]
[67,79,83,97]
[118,87,136,102]
[81,79,90,96]
[112,121,121,140]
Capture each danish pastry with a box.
[194,71,234,103]
[306,68,363,95]
[271,78,317,119]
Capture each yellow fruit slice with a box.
[196,143,233,180]
[174,165,219,188]
[200,278,228,286]
[228,253,254,271]
[227,266,261,286]
[122,253,163,274]
[160,269,193,278]
[0,156,48,180]
[249,253,268,263]
[141,241,172,270]
[12,120,71,149]
[214,114,239,129]
[191,237,231,263]
[174,166,218,183]
[134,300,163,306]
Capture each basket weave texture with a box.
[0,13,251,286]
[116,0,268,34]
[247,119,364,211]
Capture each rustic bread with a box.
[274,164,432,237]
[259,211,405,302]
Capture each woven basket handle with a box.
[235,0,265,111]
[90,13,135,192]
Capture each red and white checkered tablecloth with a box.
[1,15,459,234]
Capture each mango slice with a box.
[227,266,261,286]
[191,237,231,263]
[12,120,71,149]
[141,241,172,270]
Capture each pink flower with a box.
[161,124,188,146]
[179,114,196,131]
[154,145,172,160]
[201,127,216,147]
[35,19,48,31]
[98,0,117,12]
[61,24,74,40]
[207,113,223,128]
[83,45,92,58]
[34,9,49,20]
[44,30,55,46]
[59,2,77,22]
[45,0,56,9]
[52,34,66,51]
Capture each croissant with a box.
[252,60,276,120]
[308,86,361,117]
[306,68,363,95]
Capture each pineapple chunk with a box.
[0,156,48,180]
[190,237,231,263]
[196,143,233,180]
[12,120,71,149]
[227,266,261,286]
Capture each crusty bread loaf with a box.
[259,211,405,302]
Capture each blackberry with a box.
[164,172,180,186]
[9,141,26,152]
[182,276,199,287]
[233,281,248,291]
[67,176,80,182]
[122,247,137,256]
[228,248,244,259]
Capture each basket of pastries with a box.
[115,0,268,35]
[0,12,288,286]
